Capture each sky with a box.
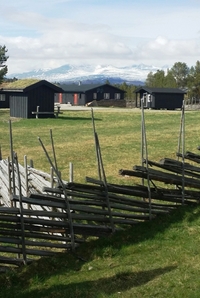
[1,0,200,75]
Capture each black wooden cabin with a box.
[135,87,186,110]
[0,80,63,118]
[0,91,10,108]
[56,83,125,105]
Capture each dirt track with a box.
[59,104,140,112]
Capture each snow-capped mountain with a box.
[7,64,167,85]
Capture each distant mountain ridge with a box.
[7,64,168,85]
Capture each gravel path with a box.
[59,104,139,112]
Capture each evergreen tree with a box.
[145,72,154,87]
[164,69,177,88]
[188,61,200,99]
[0,45,8,83]
[145,70,166,87]
[145,63,189,89]
[170,62,189,88]
[153,70,165,87]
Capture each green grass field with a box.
[0,108,199,184]
[1,108,200,297]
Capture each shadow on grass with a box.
[13,265,177,298]
[77,204,200,259]
[186,206,200,222]
[0,205,195,297]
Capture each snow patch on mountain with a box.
[7,64,167,84]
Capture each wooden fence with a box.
[1,149,200,270]
[1,103,200,271]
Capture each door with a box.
[74,93,78,105]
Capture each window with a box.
[104,93,110,99]
[0,94,5,101]
[93,93,97,100]
[115,93,121,100]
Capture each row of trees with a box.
[145,61,200,99]
[114,82,137,100]
[112,61,200,100]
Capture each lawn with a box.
[1,205,200,298]
[0,108,199,185]
[1,107,200,298]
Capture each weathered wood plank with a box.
[0,256,32,266]
[120,168,200,190]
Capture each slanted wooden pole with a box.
[7,156,12,205]
[68,162,73,200]
[177,101,185,205]
[141,99,152,220]
[91,108,101,180]
[24,155,28,197]
[14,153,27,265]
[141,99,145,187]
[50,167,54,188]
[29,159,34,168]
[69,162,73,183]
[9,120,16,196]
[24,155,30,210]
[95,132,115,233]
[50,129,58,172]
[38,137,75,251]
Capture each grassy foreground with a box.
[1,205,200,297]
[1,108,200,297]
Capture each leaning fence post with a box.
[177,100,185,205]
[141,99,152,220]
[182,101,185,205]
[141,99,145,188]
[24,155,30,210]
[91,108,102,180]
[9,120,16,196]
[69,162,73,183]
[50,167,54,188]
[38,137,75,251]
[24,155,28,195]
[7,156,12,206]
[14,152,27,265]
[50,129,58,172]
[95,132,115,233]
[29,159,34,168]
[69,162,73,200]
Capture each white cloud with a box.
[133,37,200,66]
[1,0,200,74]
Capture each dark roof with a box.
[0,79,63,93]
[135,87,187,94]
[60,83,125,93]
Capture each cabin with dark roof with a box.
[135,87,186,110]
[56,83,126,106]
[0,79,63,118]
